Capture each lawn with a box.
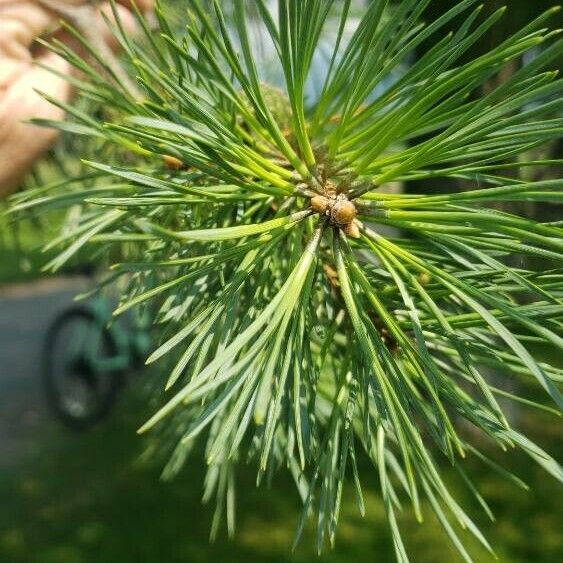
[0,209,97,286]
[0,378,560,563]
[0,214,55,285]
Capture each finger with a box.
[99,1,150,52]
[47,2,138,53]
[0,0,155,196]
[0,0,154,56]
[45,1,153,55]
[100,0,154,49]
[0,51,71,196]
[117,0,154,13]
[0,2,53,56]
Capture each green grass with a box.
[0,212,96,285]
[0,216,54,284]
[0,383,560,563]
[0,153,99,285]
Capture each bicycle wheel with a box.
[42,306,122,429]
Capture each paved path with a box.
[0,277,89,465]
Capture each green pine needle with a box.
[7,1,563,560]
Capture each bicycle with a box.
[42,298,151,429]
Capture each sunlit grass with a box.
[0,381,560,563]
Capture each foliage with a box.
[6,1,563,560]
[1,388,561,563]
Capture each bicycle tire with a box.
[42,306,122,429]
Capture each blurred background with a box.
[0,1,561,562]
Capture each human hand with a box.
[0,0,153,197]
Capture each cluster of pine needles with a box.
[6,1,563,560]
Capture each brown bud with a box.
[324,181,337,197]
[163,155,184,169]
[343,221,360,238]
[323,264,340,288]
[418,272,431,286]
[331,200,356,225]
[310,195,329,215]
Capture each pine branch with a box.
[7,1,563,560]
